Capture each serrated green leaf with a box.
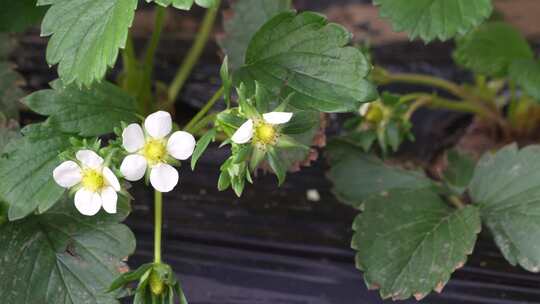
[453,22,533,77]
[352,189,481,300]
[236,11,377,113]
[374,0,492,42]
[469,144,540,272]
[38,0,137,86]
[328,146,432,208]
[218,0,292,70]
[0,125,71,220]
[443,150,475,194]
[509,59,540,101]
[146,0,216,10]
[0,0,47,33]
[25,80,139,137]
[281,110,318,135]
[0,197,135,303]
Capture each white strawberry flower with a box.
[231,112,293,146]
[53,150,121,216]
[120,111,196,193]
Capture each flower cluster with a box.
[53,111,195,216]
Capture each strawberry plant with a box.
[1,0,539,303]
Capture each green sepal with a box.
[233,144,253,164]
[249,147,266,171]
[220,56,232,108]
[108,263,153,292]
[191,128,217,170]
[267,147,286,185]
[217,171,231,191]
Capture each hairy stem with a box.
[154,190,163,264]
[167,1,221,104]
[448,195,465,209]
[184,86,224,132]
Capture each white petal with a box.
[150,163,179,193]
[53,161,82,188]
[102,167,121,192]
[100,187,118,214]
[263,112,293,125]
[231,119,253,144]
[76,150,104,169]
[359,103,370,116]
[144,111,172,139]
[122,124,145,153]
[74,189,102,216]
[120,154,148,181]
[167,131,196,160]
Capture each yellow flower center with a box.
[254,123,277,145]
[143,139,167,165]
[81,169,104,192]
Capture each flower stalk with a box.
[167,0,221,104]
[154,190,163,264]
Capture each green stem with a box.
[448,195,465,209]
[154,190,163,264]
[144,6,167,72]
[188,112,218,135]
[167,1,221,104]
[184,86,224,132]
[383,72,466,99]
[122,33,136,70]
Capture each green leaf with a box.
[25,80,139,137]
[374,0,493,42]
[352,189,481,300]
[38,0,138,86]
[218,0,292,70]
[191,128,216,170]
[146,0,217,10]
[509,59,540,101]
[236,11,377,113]
[0,0,47,33]
[443,150,475,194]
[0,197,135,303]
[469,144,540,272]
[328,146,432,208]
[453,22,533,77]
[0,125,71,220]
[281,110,318,135]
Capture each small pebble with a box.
[306,189,321,202]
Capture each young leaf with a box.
[236,11,377,113]
[0,0,47,33]
[25,79,139,137]
[352,189,481,300]
[0,197,136,303]
[469,144,540,272]
[374,0,492,43]
[146,0,217,10]
[509,59,540,101]
[453,22,533,77]
[218,0,292,70]
[191,128,217,170]
[38,0,138,86]
[0,124,71,220]
[443,150,476,194]
[327,146,432,208]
